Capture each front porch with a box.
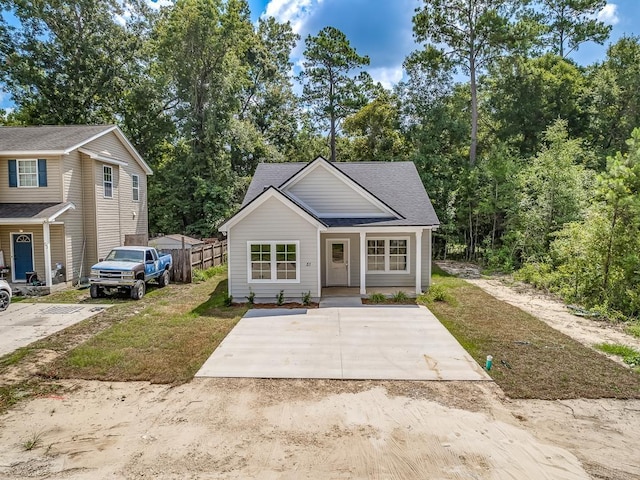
[321,287,419,298]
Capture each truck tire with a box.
[131,279,145,300]
[90,284,103,299]
[158,269,170,287]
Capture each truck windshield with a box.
[105,250,145,263]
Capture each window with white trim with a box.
[367,238,409,273]
[17,159,38,187]
[248,241,299,282]
[132,174,139,201]
[103,165,113,198]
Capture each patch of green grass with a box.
[45,273,247,384]
[0,382,63,414]
[625,323,640,339]
[391,290,409,302]
[22,430,43,451]
[369,293,386,304]
[595,343,640,371]
[192,264,227,283]
[0,347,33,368]
[426,273,640,399]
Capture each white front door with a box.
[327,240,349,286]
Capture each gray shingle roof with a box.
[0,125,115,153]
[0,202,73,220]
[244,161,440,227]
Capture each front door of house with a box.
[12,233,34,282]
[327,240,349,286]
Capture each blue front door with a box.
[12,233,34,281]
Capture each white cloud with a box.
[597,3,619,25]
[146,0,173,10]
[263,0,319,34]
[369,66,404,90]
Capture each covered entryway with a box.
[11,232,34,281]
[196,306,491,381]
[326,239,349,286]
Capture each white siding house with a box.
[219,156,440,302]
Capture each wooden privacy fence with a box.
[167,239,227,283]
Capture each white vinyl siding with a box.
[0,156,61,203]
[367,237,409,274]
[286,165,387,216]
[228,196,318,300]
[248,241,300,283]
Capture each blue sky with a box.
[2,1,639,110]
[248,0,640,87]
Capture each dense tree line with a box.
[1,0,638,318]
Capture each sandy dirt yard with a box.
[1,263,639,479]
[1,379,639,480]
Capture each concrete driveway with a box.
[0,302,112,357]
[196,305,490,381]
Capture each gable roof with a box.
[0,125,153,175]
[219,186,327,233]
[243,160,439,227]
[150,234,204,246]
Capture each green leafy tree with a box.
[486,53,587,156]
[410,0,530,165]
[585,36,640,157]
[0,0,145,124]
[154,0,253,235]
[510,120,591,262]
[299,26,371,162]
[538,0,611,58]
[341,86,408,161]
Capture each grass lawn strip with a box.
[0,269,245,413]
[424,267,640,399]
[43,274,246,384]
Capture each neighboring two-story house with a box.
[0,125,152,289]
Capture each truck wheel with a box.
[131,280,145,300]
[158,269,170,287]
[90,284,102,299]
[0,291,9,311]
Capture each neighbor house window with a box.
[132,174,139,201]
[367,238,409,273]
[17,159,38,187]
[103,165,113,198]
[248,241,299,282]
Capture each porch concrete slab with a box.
[319,296,363,308]
[0,302,112,357]
[196,305,491,381]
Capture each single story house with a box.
[218,156,440,301]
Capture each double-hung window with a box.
[17,159,38,187]
[367,238,409,273]
[132,174,140,201]
[103,165,113,198]
[248,241,299,282]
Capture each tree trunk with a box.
[330,112,337,162]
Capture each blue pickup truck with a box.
[89,246,172,300]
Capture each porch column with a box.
[43,221,53,287]
[359,232,366,295]
[415,229,423,295]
